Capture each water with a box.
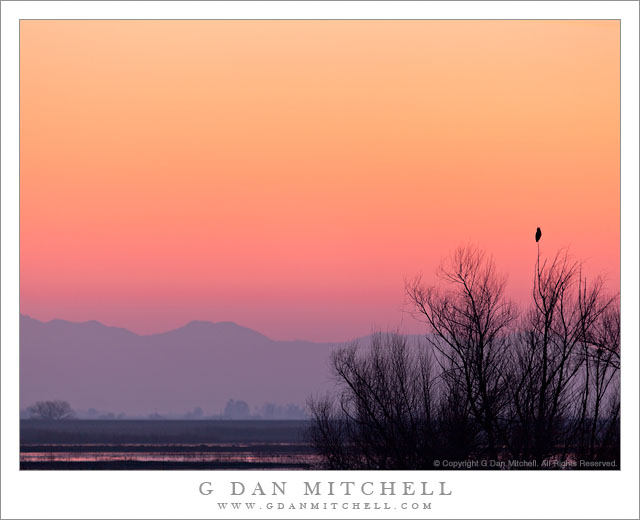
[20,420,319,470]
[21,442,320,469]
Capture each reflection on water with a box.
[22,451,320,464]
[21,443,321,468]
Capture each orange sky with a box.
[20,20,620,341]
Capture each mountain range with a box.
[20,315,342,416]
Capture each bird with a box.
[535,227,542,242]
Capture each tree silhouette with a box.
[28,400,75,420]
[509,249,618,463]
[307,333,441,469]
[406,245,517,459]
[223,399,250,419]
[308,244,620,469]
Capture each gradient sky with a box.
[20,20,620,341]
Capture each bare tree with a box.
[308,244,619,469]
[511,250,618,463]
[589,300,620,370]
[28,400,75,420]
[434,356,481,462]
[406,245,518,459]
[572,300,620,462]
[307,333,440,469]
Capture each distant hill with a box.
[20,315,341,416]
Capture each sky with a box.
[20,20,620,342]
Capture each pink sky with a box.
[20,21,620,341]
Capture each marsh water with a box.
[20,420,318,470]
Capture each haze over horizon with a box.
[19,313,358,415]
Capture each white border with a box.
[2,2,638,519]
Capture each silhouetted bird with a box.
[535,227,542,242]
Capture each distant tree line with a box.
[222,399,306,420]
[25,400,307,421]
[308,245,620,469]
